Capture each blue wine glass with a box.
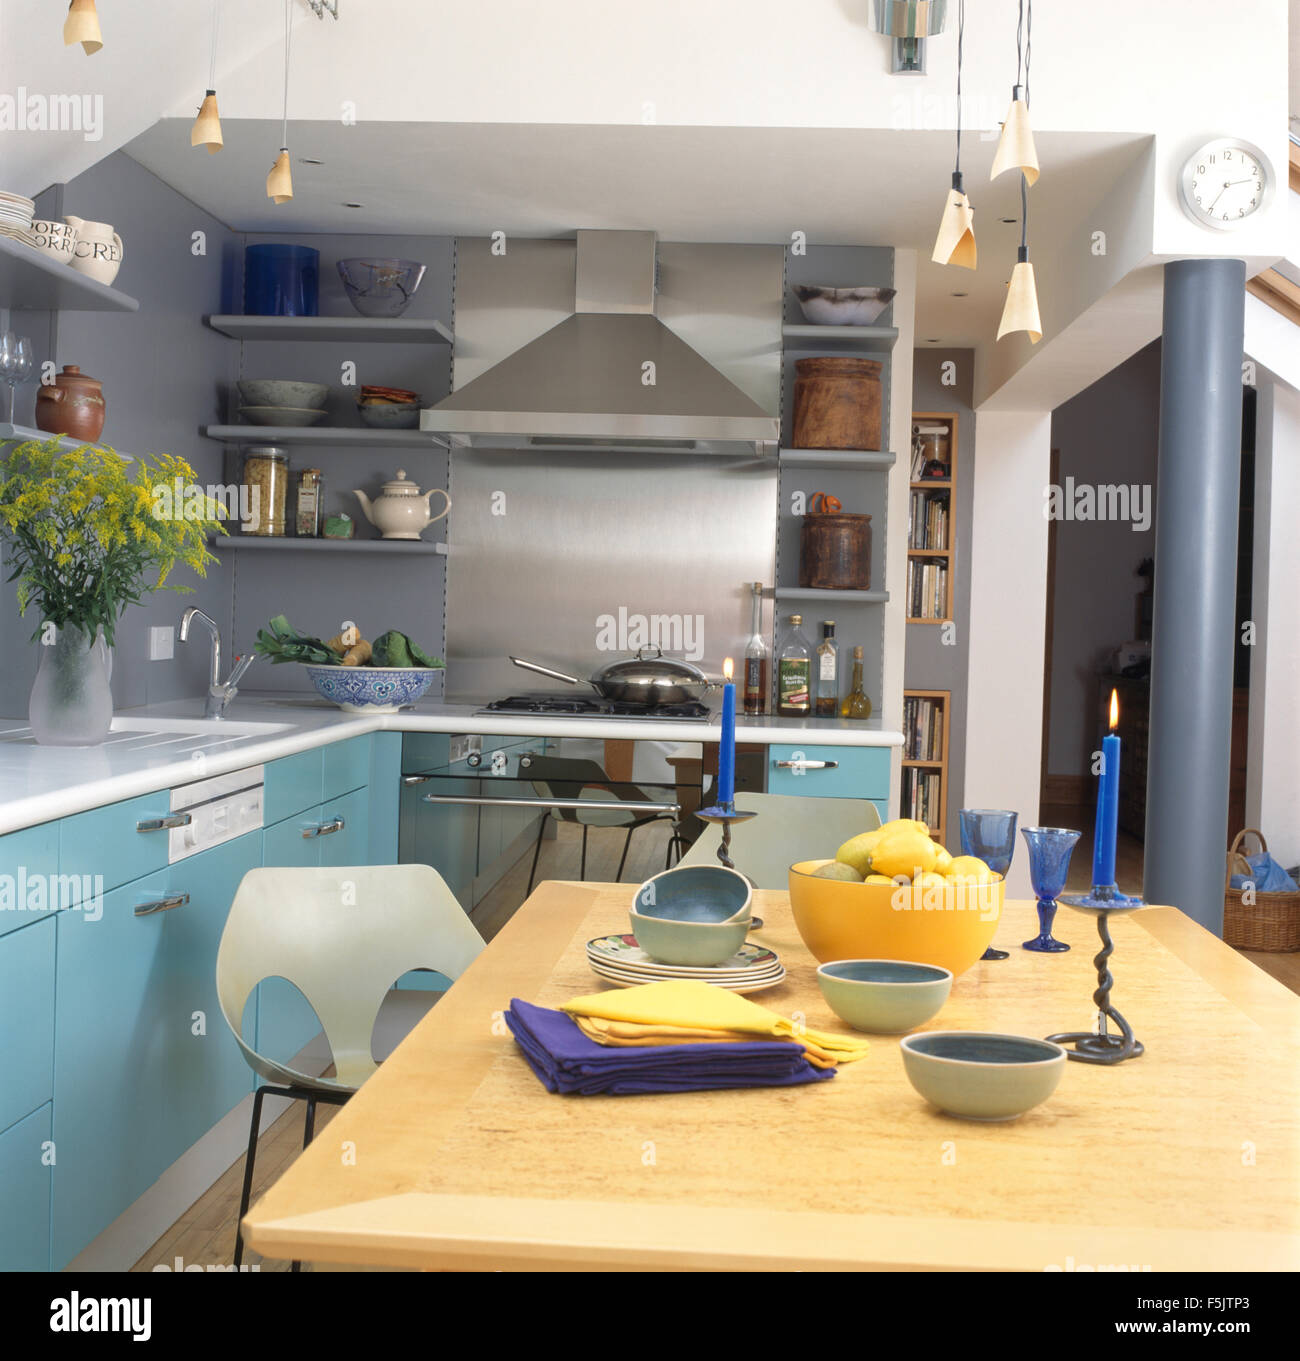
[960,808,1017,960]
[1020,827,1081,952]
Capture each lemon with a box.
[835,829,886,876]
[912,870,949,891]
[864,873,896,885]
[933,846,954,875]
[868,829,939,879]
[948,854,993,884]
[812,860,864,882]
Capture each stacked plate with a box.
[0,191,36,246]
[586,933,785,994]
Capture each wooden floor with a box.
[131,810,1299,1272]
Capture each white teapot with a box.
[353,469,450,540]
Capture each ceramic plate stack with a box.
[0,192,37,246]
[586,934,785,994]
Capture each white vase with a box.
[28,624,114,746]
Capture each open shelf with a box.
[778,448,895,470]
[774,586,888,604]
[203,425,442,448]
[205,315,452,345]
[0,422,134,460]
[781,324,898,353]
[214,536,446,555]
[0,235,140,313]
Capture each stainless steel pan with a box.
[511,647,715,707]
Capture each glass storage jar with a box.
[241,445,288,536]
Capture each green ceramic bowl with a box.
[899,1032,1067,1121]
[628,907,751,967]
[816,959,952,1033]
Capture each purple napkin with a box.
[504,997,834,1096]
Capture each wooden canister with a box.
[791,357,883,450]
[799,512,872,590]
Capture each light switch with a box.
[150,626,175,661]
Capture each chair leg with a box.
[525,818,546,896]
[615,826,634,881]
[580,824,589,880]
[233,1085,268,1268]
[303,1097,318,1147]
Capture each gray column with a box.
[1144,258,1245,932]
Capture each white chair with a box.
[216,864,484,1268]
[675,792,883,888]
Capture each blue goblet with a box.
[1021,827,1081,953]
[959,809,1017,961]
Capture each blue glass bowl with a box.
[632,865,752,924]
[304,665,438,714]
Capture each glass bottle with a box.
[776,614,812,717]
[815,621,839,717]
[296,467,323,537]
[742,581,769,716]
[840,645,873,720]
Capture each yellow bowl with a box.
[789,860,1003,977]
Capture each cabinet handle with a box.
[134,893,189,917]
[774,759,839,770]
[401,774,432,786]
[136,813,192,832]
[302,817,345,839]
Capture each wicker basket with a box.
[1223,828,1300,952]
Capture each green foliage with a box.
[253,614,444,668]
[0,438,227,646]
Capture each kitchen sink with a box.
[0,716,294,749]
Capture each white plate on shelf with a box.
[587,960,786,994]
[586,934,780,978]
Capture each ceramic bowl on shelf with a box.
[816,959,952,1033]
[899,1032,1067,1121]
[789,860,1003,977]
[793,285,897,327]
[358,401,421,430]
[238,404,328,428]
[303,665,440,714]
[337,258,427,318]
[627,907,751,968]
[632,864,753,924]
[237,379,329,409]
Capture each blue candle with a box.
[718,658,736,807]
[1091,689,1120,888]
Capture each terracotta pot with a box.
[791,356,883,451]
[35,365,106,442]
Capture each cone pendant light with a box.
[63,0,103,55]
[931,0,975,268]
[192,4,223,153]
[991,85,1038,186]
[267,1,294,204]
[997,245,1042,343]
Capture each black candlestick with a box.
[1047,898,1144,1064]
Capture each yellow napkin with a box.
[563,980,868,1068]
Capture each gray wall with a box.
[1045,340,1160,779]
[904,348,975,838]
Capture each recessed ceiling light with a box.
[300,157,323,165]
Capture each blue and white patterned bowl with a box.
[304,665,439,713]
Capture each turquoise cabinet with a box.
[0,821,59,939]
[767,744,890,817]
[263,747,325,825]
[318,786,369,867]
[0,918,55,1135]
[323,736,370,802]
[0,1104,52,1272]
[399,775,477,906]
[51,833,261,1269]
[367,732,402,865]
[59,791,178,898]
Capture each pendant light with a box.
[63,0,103,55]
[266,0,294,204]
[996,3,1041,344]
[991,0,1038,185]
[931,0,975,269]
[191,1,224,154]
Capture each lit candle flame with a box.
[723,657,734,683]
[1109,688,1119,730]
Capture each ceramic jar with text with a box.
[30,219,78,266]
[65,217,124,286]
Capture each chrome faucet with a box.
[179,608,255,719]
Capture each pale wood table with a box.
[243,884,1300,1271]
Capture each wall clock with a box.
[1179,138,1273,230]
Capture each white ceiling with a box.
[124,118,1152,350]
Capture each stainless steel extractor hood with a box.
[421,230,780,456]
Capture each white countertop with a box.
[0,693,901,836]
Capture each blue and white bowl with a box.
[304,665,439,713]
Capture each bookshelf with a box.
[901,689,949,845]
[907,412,957,623]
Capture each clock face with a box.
[1181,139,1272,230]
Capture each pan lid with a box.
[591,645,710,687]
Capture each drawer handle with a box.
[302,817,345,839]
[136,813,193,832]
[775,759,839,771]
[134,893,189,917]
[401,774,432,786]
